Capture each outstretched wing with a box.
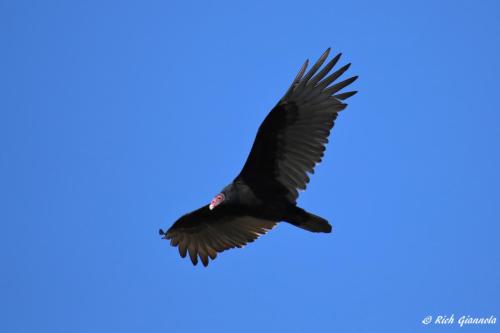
[237,48,357,203]
[160,205,277,266]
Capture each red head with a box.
[209,193,225,210]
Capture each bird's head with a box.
[209,192,225,210]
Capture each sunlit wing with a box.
[160,205,277,266]
[238,48,358,202]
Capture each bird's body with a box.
[160,48,358,266]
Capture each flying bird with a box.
[160,48,358,266]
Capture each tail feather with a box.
[284,206,332,233]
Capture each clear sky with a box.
[1,0,499,332]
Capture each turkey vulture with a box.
[160,48,357,266]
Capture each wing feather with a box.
[161,206,277,266]
[238,49,357,202]
[334,91,358,100]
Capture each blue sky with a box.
[1,0,499,332]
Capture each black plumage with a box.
[160,48,358,266]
